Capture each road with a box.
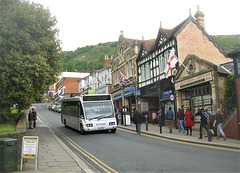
[35,103,240,173]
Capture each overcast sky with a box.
[30,0,239,51]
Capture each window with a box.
[120,48,123,59]
[146,63,150,79]
[126,62,129,78]
[130,61,133,77]
[141,65,145,81]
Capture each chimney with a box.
[194,5,205,29]
[103,55,112,67]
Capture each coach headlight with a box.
[109,122,115,125]
[86,123,93,127]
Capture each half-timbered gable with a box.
[136,9,230,121]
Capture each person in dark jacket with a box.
[165,107,174,133]
[177,107,185,133]
[195,108,208,139]
[28,110,33,129]
[213,108,226,140]
[32,108,37,128]
[133,109,142,134]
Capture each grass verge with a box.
[0,108,22,134]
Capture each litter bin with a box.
[0,138,18,172]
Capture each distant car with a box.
[55,105,61,113]
[50,105,57,111]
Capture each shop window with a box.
[198,87,202,95]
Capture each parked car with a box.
[55,105,61,113]
[50,105,57,111]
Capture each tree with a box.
[0,0,65,119]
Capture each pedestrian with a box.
[133,109,143,135]
[213,108,227,140]
[152,110,157,125]
[177,108,185,133]
[195,107,208,139]
[165,107,174,133]
[158,108,162,126]
[181,105,185,128]
[115,108,119,125]
[184,107,194,135]
[32,108,37,128]
[120,107,124,125]
[28,110,33,129]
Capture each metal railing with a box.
[221,94,237,120]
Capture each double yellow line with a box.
[40,115,118,173]
[118,128,240,153]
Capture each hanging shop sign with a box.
[175,72,213,90]
[160,89,174,101]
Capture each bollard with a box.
[207,119,211,142]
[159,114,162,134]
[145,114,148,131]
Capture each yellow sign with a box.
[21,136,39,158]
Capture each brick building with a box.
[136,6,230,124]
[54,72,89,99]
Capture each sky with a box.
[29,0,240,51]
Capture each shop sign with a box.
[113,92,122,100]
[124,87,135,97]
[160,89,174,101]
[175,72,213,90]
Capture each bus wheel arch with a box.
[111,129,116,133]
[64,119,67,127]
[80,124,86,135]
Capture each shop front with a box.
[113,91,122,109]
[159,77,175,124]
[175,55,231,124]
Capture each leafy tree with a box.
[0,0,64,120]
[224,73,236,104]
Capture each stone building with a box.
[175,55,232,122]
[111,31,141,117]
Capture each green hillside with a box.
[61,42,117,73]
[211,35,239,50]
[61,35,239,73]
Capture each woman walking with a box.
[185,107,194,135]
[213,108,226,140]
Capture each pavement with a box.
[15,118,239,172]
[14,118,93,173]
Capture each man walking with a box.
[196,108,208,139]
[165,107,174,133]
[133,109,142,135]
[32,108,37,128]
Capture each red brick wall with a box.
[177,22,230,64]
[63,78,81,93]
[224,113,239,139]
